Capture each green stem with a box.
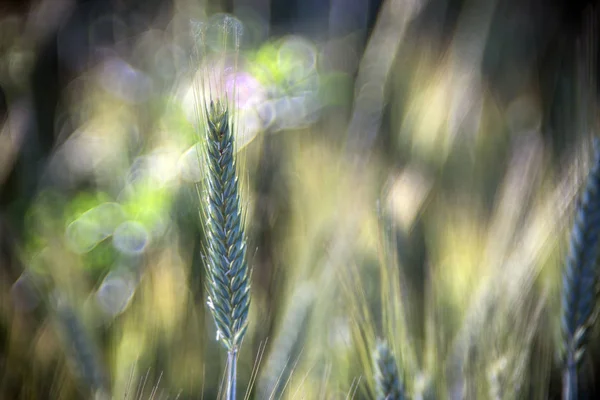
[226,348,238,400]
[563,353,577,400]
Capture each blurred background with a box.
[1,0,600,398]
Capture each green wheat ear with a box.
[52,295,109,399]
[201,98,251,352]
[373,339,406,400]
[560,138,600,399]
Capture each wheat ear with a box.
[201,98,250,400]
[53,296,109,399]
[373,339,406,400]
[561,138,600,400]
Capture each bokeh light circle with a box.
[112,221,149,255]
[96,271,137,317]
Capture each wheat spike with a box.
[53,296,109,398]
[373,339,406,400]
[201,98,251,351]
[561,138,600,400]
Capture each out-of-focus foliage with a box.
[0,0,599,399]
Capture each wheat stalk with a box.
[200,98,251,400]
[560,138,600,400]
[373,339,406,400]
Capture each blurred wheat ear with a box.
[560,138,600,400]
[53,297,109,399]
[373,339,406,400]
[200,99,251,400]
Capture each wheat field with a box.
[1,0,599,399]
